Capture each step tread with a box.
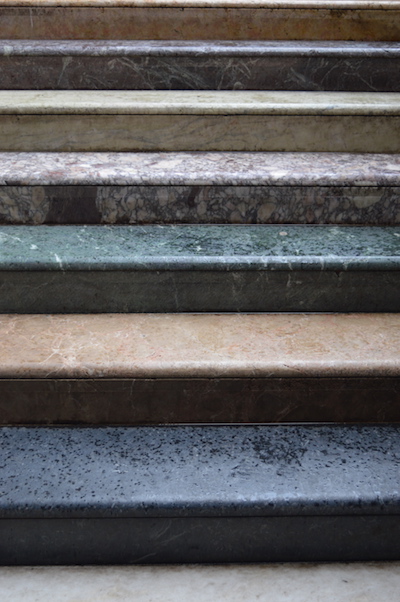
[1,91,399,115]
[2,40,399,56]
[1,425,400,519]
[1,152,399,186]
[0,313,399,378]
[1,225,399,270]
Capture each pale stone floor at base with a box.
[1,563,400,601]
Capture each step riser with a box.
[1,379,399,425]
[2,516,399,564]
[2,270,400,313]
[2,54,399,92]
[1,115,399,152]
[1,8,400,41]
[3,185,400,225]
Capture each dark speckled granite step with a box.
[1,425,400,564]
[1,224,400,312]
[1,152,400,225]
[1,41,400,91]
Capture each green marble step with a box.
[0,91,399,151]
[2,41,400,92]
[0,224,399,312]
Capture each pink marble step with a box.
[1,313,399,424]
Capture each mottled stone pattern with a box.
[2,185,400,225]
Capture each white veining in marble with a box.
[0,563,400,602]
[0,91,399,115]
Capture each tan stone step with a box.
[1,0,400,40]
[1,313,399,424]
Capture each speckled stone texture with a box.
[1,6,400,41]
[1,41,399,91]
[0,225,399,312]
[0,425,400,563]
[1,153,400,225]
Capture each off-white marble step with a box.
[1,563,400,602]
[0,91,398,151]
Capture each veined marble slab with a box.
[0,115,398,152]
[0,225,399,312]
[1,7,399,41]
[0,313,399,378]
[1,91,399,114]
[1,153,400,225]
[2,41,399,91]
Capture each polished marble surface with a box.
[1,114,398,152]
[1,90,399,114]
[1,7,399,41]
[1,41,399,91]
[0,313,399,378]
[1,563,400,602]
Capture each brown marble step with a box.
[1,152,400,225]
[1,1,400,41]
[2,41,400,91]
[1,313,399,425]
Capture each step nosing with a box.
[0,152,399,187]
[1,91,399,116]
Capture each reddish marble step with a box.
[1,313,399,424]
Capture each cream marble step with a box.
[1,0,400,41]
[2,41,400,92]
[1,152,400,225]
[1,563,400,602]
[0,91,399,151]
[1,313,399,424]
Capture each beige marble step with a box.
[1,313,399,424]
[1,0,399,40]
[0,90,399,151]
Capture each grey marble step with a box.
[1,425,400,564]
[0,91,399,152]
[1,224,399,312]
[1,41,400,91]
[1,152,400,225]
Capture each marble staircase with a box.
[0,0,399,565]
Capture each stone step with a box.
[1,224,399,313]
[1,424,399,563]
[0,313,399,424]
[1,152,400,225]
[1,1,400,41]
[0,91,399,152]
[1,41,400,92]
